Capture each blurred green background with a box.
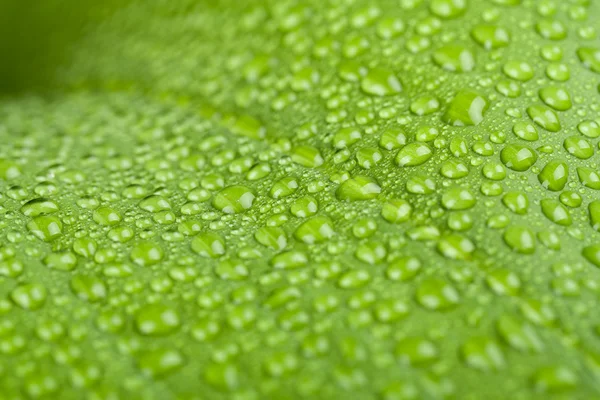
[0,0,124,94]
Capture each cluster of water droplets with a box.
[1,0,600,398]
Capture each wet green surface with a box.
[1,0,600,398]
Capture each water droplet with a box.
[503,226,536,254]
[437,234,475,260]
[135,303,181,336]
[27,216,63,242]
[441,187,476,210]
[471,25,510,50]
[539,86,572,111]
[432,45,475,72]
[460,336,505,371]
[92,206,122,226]
[496,314,543,352]
[294,216,335,244]
[430,0,467,19]
[130,242,164,266]
[70,275,108,303]
[500,144,538,171]
[540,199,572,226]
[538,160,568,191]
[563,136,593,159]
[502,61,534,81]
[336,176,381,201]
[527,104,561,132]
[577,47,600,73]
[381,200,412,223]
[212,185,255,213]
[395,143,433,166]
[138,348,185,378]
[532,366,578,393]
[442,90,489,126]
[10,283,47,310]
[416,277,460,310]
[386,256,421,281]
[360,68,402,96]
[20,198,59,217]
[395,336,439,366]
